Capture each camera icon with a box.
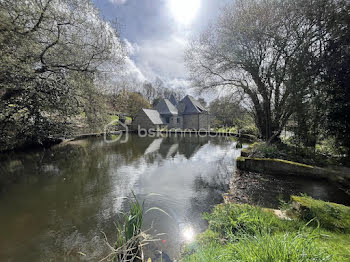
[104,119,129,144]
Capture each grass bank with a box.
[239,142,350,189]
[182,195,350,262]
[241,141,348,168]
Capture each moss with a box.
[291,195,350,233]
[242,142,261,151]
[111,134,120,141]
[267,158,314,168]
[241,147,249,153]
[238,156,314,168]
[236,156,246,162]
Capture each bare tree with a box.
[142,82,156,103]
[186,0,319,141]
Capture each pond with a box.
[0,134,348,261]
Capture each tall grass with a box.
[184,232,331,262]
[116,193,144,248]
[98,193,144,262]
[202,203,303,241]
[183,203,334,262]
[100,192,170,262]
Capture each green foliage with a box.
[245,141,340,167]
[110,115,119,122]
[291,195,350,233]
[182,243,228,262]
[109,91,151,119]
[127,92,151,119]
[184,232,331,262]
[240,123,259,137]
[203,203,301,241]
[0,0,124,151]
[213,127,237,133]
[229,232,331,262]
[115,194,144,249]
[321,0,350,156]
[316,232,350,262]
[185,233,334,262]
[209,96,248,128]
[75,73,110,132]
[254,143,279,158]
[183,198,350,262]
[244,142,285,159]
[113,193,144,262]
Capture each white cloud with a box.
[135,34,189,80]
[167,78,191,90]
[119,35,190,87]
[122,56,146,82]
[123,38,139,56]
[116,34,194,94]
[108,0,127,5]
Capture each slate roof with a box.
[169,94,178,106]
[142,109,164,124]
[178,95,208,114]
[154,99,178,115]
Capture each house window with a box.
[166,117,170,123]
[177,117,180,123]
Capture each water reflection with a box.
[0,134,348,262]
[0,135,239,261]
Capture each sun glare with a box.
[182,226,195,242]
[170,0,201,25]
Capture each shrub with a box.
[240,124,259,137]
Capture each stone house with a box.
[132,95,210,131]
[177,95,210,130]
[153,98,181,129]
[131,109,166,130]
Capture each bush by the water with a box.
[242,141,344,167]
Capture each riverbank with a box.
[181,140,350,261]
[238,142,350,193]
[241,141,349,168]
[224,169,350,208]
[181,195,350,261]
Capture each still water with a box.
[0,134,348,261]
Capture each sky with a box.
[92,0,230,94]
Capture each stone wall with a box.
[182,113,210,130]
[198,113,210,130]
[131,110,157,131]
[164,115,182,129]
[133,111,209,131]
[183,114,199,130]
[237,157,350,185]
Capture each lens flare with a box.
[170,0,201,25]
[182,226,195,242]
